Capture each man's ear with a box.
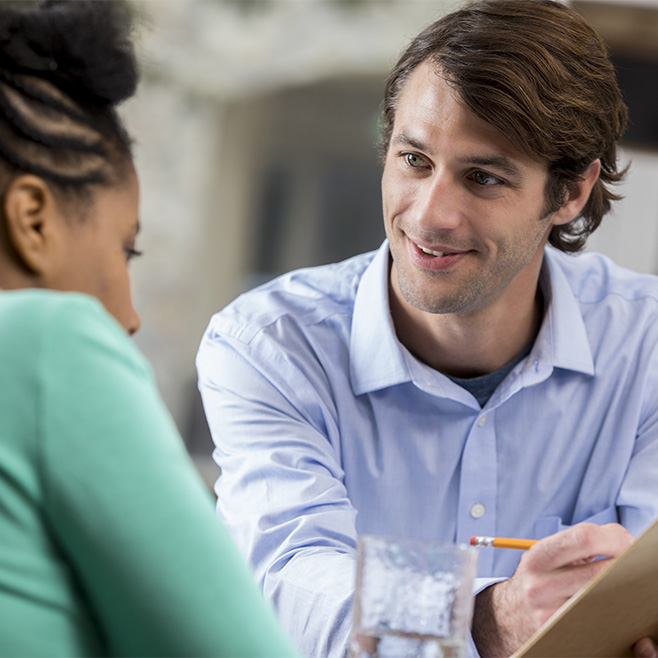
[551,159,602,227]
[2,175,62,274]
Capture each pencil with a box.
[469,535,538,550]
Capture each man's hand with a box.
[472,522,634,657]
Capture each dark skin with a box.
[0,171,141,334]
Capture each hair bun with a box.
[0,0,138,106]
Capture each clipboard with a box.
[513,516,658,657]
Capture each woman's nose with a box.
[127,306,141,336]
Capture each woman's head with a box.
[381,0,628,253]
[0,0,141,332]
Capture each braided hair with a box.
[0,0,138,203]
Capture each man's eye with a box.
[471,171,501,186]
[404,153,426,168]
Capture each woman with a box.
[0,1,298,656]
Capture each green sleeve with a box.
[38,297,299,658]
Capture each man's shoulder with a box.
[208,250,378,344]
[548,248,658,307]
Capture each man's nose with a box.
[413,171,465,231]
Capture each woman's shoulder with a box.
[0,289,146,371]
[1,288,111,324]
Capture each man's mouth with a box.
[416,242,457,258]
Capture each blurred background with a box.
[121,0,658,485]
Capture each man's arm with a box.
[471,523,650,657]
[197,325,359,658]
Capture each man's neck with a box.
[390,277,544,378]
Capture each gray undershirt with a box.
[445,344,532,407]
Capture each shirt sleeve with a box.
[38,297,298,658]
[616,360,658,536]
[197,323,359,658]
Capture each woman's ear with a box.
[551,159,602,227]
[2,175,62,274]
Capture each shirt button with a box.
[477,414,487,427]
[470,503,486,518]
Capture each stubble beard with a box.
[392,216,554,317]
[395,256,501,316]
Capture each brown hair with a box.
[381,0,628,252]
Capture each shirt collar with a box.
[533,248,594,376]
[350,241,413,395]
[350,242,594,396]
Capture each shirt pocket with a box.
[533,505,619,540]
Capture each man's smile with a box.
[415,241,466,258]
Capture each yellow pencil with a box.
[469,535,538,550]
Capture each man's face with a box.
[382,60,556,319]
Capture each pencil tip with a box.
[469,536,476,545]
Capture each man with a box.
[197,1,658,656]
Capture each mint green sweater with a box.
[0,290,299,658]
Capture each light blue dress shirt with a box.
[197,240,658,658]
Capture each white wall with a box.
[587,149,658,274]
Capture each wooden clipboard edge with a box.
[511,517,658,658]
